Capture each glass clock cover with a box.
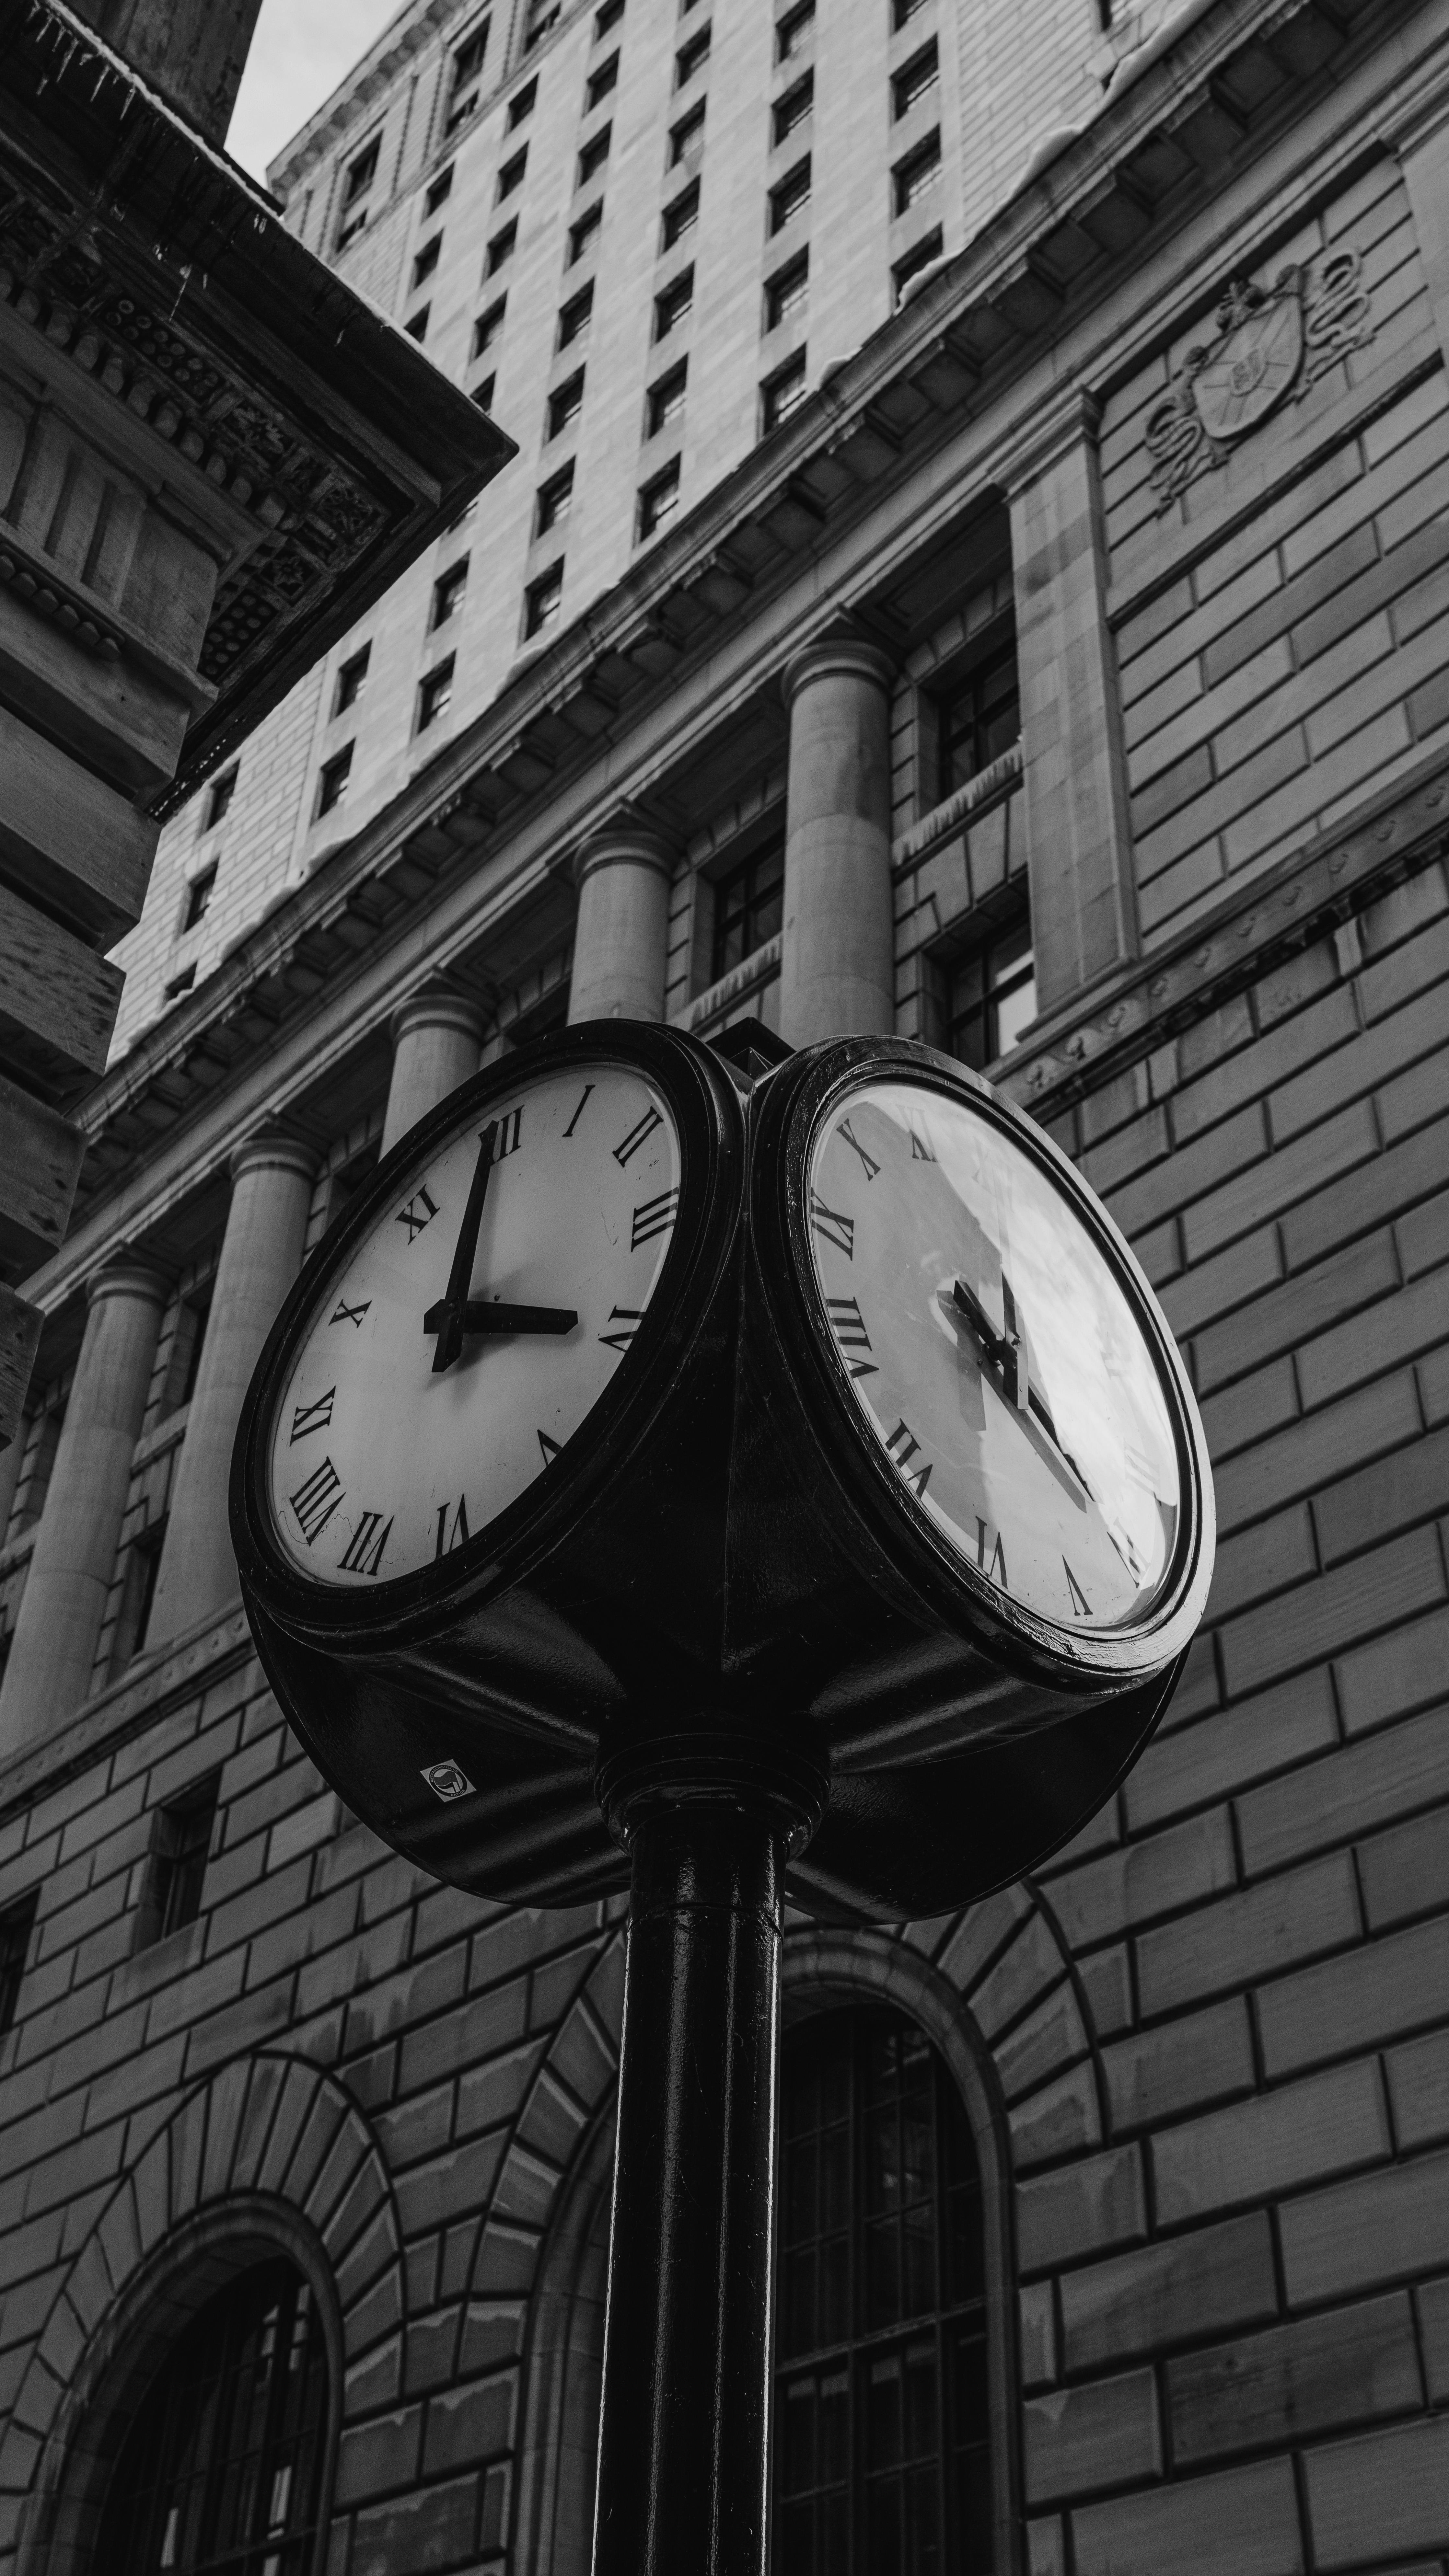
[806,1080,1182,1634]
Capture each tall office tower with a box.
[5,3,1449,2573]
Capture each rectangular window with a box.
[670,99,706,165]
[417,656,456,730]
[108,1521,166,1678]
[548,370,585,438]
[772,72,813,146]
[776,0,814,58]
[938,642,1020,796]
[404,306,429,341]
[137,1775,220,1949]
[676,23,711,84]
[525,0,561,48]
[164,1282,212,1412]
[765,250,809,329]
[655,266,694,337]
[587,52,619,107]
[509,76,538,125]
[559,282,594,349]
[487,218,517,273]
[336,645,370,713]
[473,297,506,358]
[949,907,1035,1071]
[711,832,784,980]
[661,180,699,250]
[318,744,353,814]
[447,17,490,125]
[893,225,942,306]
[595,0,624,33]
[892,0,929,24]
[761,350,807,432]
[526,562,564,636]
[432,558,469,628]
[182,864,216,932]
[206,766,238,830]
[164,963,196,999]
[472,374,496,412]
[638,458,680,539]
[647,361,688,436]
[893,38,939,117]
[893,131,941,215]
[425,164,454,216]
[412,233,442,289]
[342,135,379,208]
[578,125,611,188]
[769,157,810,231]
[0,1894,36,2039]
[569,202,603,262]
[498,147,527,199]
[536,462,575,537]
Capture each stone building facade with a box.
[1,0,1449,2570]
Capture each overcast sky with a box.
[228,0,406,184]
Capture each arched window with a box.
[775,2002,993,2574]
[97,2259,329,2576]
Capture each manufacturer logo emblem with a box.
[422,1760,475,1802]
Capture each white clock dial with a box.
[806,1081,1181,1632]
[267,1063,681,1586]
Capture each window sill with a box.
[678,932,782,1034]
[893,740,1023,872]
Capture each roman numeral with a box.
[396,1185,439,1243]
[826,1296,877,1379]
[599,1306,644,1352]
[613,1105,663,1167]
[1063,1558,1092,1618]
[885,1418,933,1500]
[289,1387,335,1443]
[839,1118,880,1182]
[339,1513,393,1577]
[491,1106,523,1159]
[330,1297,371,1329]
[289,1457,344,1547]
[562,1084,594,1139]
[810,1191,854,1259]
[537,1430,562,1465]
[435,1496,470,1557]
[976,1518,1008,1590]
[909,1125,936,1162]
[632,1188,679,1250]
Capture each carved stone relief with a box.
[1144,246,1375,508]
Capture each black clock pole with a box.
[590,1744,826,2576]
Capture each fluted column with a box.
[147,1134,317,1644]
[381,990,486,1156]
[567,818,673,1024]
[779,631,896,1047]
[0,1260,167,1750]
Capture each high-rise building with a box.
[3,1,1449,2571]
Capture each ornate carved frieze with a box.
[1145,245,1375,507]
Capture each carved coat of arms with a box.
[1145,247,1374,508]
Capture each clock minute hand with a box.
[427,1120,499,1375]
[952,1277,1026,1411]
[424,1299,579,1338]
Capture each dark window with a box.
[526,562,564,636]
[596,0,625,33]
[317,744,353,815]
[770,156,811,231]
[164,963,196,1000]
[0,1894,36,2039]
[206,767,238,830]
[98,2261,329,2576]
[570,201,604,262]
[168,1283,212,1412]
[335,645,370,714]
[425,164,454,216]
[670,99,706,165]
[12,1406,62,1533]
[893,38,939,116]
[777,0,814,57]
[182,865,215,932]
[447,18,490,125]
[432,559,469,629]
[893,0,929,23]
[412,233,442,288]
[509,76,538,125]
[404,305,429,341]
[341,136,379,208]
[772,71,813,145]
[949,905,1035,1071]
[578,125,611,187]
[536,463,575,537]
[711,834,783,979]
[548,370,585,438]
[109,1521,166,1679]
[498,146,527,199]
[762,351,808,432]
[655,266,694,337]
[661,180,699,249]
[774,2005,992,2576]
[938,643,1020,796]
[559,282,595,349]
[487,217,517,273]
[526,0,561,49]
[893,130,941,215]
[766,250,809,328]
[417,657,456,730]
[588,52,619,106]
[647,361,688,435]
[676,23,711,83]
[474,297,507,358]
[138,1773,220,1949]
[894,225,943,307]
[472,374,496,411]
[638,459,680,539]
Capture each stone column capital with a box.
[782,628,896,711]
[997,385,1103,498]
[574,814,676,888]
[388,986,489,1052]
[227,1131,320,1189]
[85,1256,169,1313]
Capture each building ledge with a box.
[893,744,1024,871]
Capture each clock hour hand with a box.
[424,1298,578,1338]
[951,1276,1093,1500]
[428,1120,498,1375]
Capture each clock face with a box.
[266,1061,681,1587]
[805,1079,1181,1633]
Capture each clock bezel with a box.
[750,1035,1215,1691]
[231,1019,744,1651]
